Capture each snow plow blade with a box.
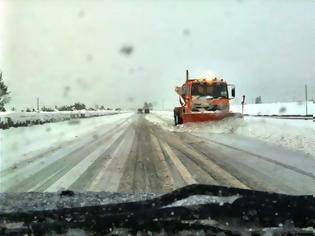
[181,112,242,124]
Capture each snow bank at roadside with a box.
[0,110,121,129]
[146,111,315,157]
[234,117,315,157]
[231,101,314,115]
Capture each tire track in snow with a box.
[182,134,314,194]
[204,138,315,181]
[87,127,135,192]
[3,119,131,192]
[149,133,176,191]
[150,122,249,190]
[118,118,176,193]
[44,124,129,192]
[160,140,197,185]
[28,168,67,192]
[168,143,249,189]
[69,127,131,191]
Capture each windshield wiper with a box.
[1,184,314,235]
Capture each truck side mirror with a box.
[231,88,235,97]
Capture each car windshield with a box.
[191,83,228,98]
[0,0,315,233]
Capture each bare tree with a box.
[0,72,10,111]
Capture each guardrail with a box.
[244,114,314,121]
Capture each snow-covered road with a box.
[1,112,314,195]
[146,111,315,158]
[0,112,133,171]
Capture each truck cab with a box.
[174,70,238,125]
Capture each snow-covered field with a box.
[146,111,315,158]
[231,101,314,116]
[0,112,133,171]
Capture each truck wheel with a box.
[178,114,183,125]
[174,108,183,126]
[174,112,178,126]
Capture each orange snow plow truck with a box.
[174,70,242,125]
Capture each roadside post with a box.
[241,95,245,115]
[305,84,308,116]
[37,97,40,113]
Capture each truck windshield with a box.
[191,83,228,98]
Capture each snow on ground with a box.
[0,112,133,171]
[146,111,315,157]
[0,110,119,126]
[231,101,314,115]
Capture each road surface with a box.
[1,112,315,195]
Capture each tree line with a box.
[21,104,112,112]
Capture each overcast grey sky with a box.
[1,0,314,110]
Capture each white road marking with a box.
[150,133,175,190]
[160,141,197,185]
[87,133,127,191]
[89,129,135,192]
[1,118,131,192]
[174,140,249,189]
[0,138,91,192]
[28,167,66,192]
[44,125,128,192]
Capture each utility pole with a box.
[305,84,308,116]
[37,97,40,112]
